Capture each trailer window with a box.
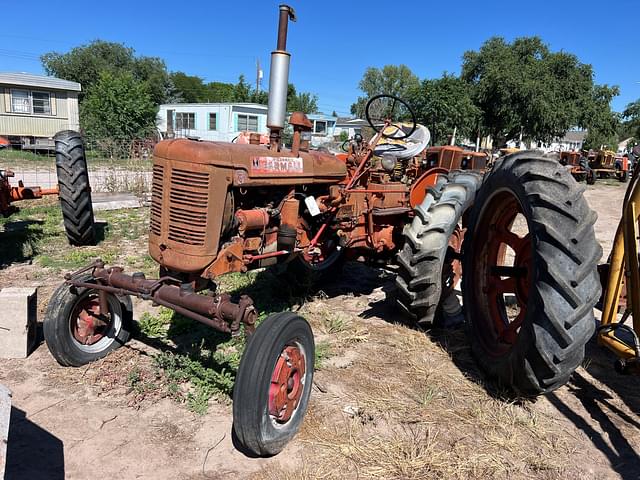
[32,91,51,115]
[11,89,30,113]
[209,113,217,130]
[238,114,258,132]
[314,121,327,134]
[175,112,195,130]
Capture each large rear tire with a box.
[462,153,601,395]
[233,312,314,456]
[395,171,483,327]
[54,130,96,246]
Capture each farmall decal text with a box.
[251,156,304,174]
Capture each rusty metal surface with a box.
[1,168,59,217]
[68,263,257,336]
[149,139,347,273]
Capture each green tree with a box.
[285,84,318,113]
[408,74,480,145]
[461,36,618,148]
[622,99,640,141]
[234,75,252,102]
[350,65,420,117]
[581,85,621,150]
[202,81,236,102]
[170,72,206,103]
[42,40,172,105]
[80,71,157,144]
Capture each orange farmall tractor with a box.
[42,5,601,456]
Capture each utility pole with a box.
[256,58,263,93]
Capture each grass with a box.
[0,197,150,270]
[153,351,236,414]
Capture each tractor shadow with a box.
[553,332,640,480]
[359,272,507,399]
[0,220,45,268]
[365,275,640,477]
[5,406,65,480]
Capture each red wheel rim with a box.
[268,345,306,423]
[473,191,533,356]
[71,296,111,346]
[443,226,464,295]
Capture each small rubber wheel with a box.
[233,312,315,456]
[586,169,596,185]
[54,130,96,246]
[44,274,132,367]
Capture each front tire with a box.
[44,275,132,367]
[462,153,601,395]
[233,312,314,456]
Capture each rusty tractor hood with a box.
[154,139,347,187]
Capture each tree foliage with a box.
[80,71,157,144]
[286,84,318,113]
[407,74,480,145]
[581,84,621,150]
[621,99,640,145]
[171,73,315,111]
[461,36,619,148]
[351,65,419,117]
[42,40,172,105]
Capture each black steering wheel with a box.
[365,94,417,140]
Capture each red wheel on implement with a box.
[233,312,314,456]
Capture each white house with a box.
[306,113,338,146]
[157,103,268,142]
[505,130,588,152]
[334,117,368,139]
[0,72,81,149]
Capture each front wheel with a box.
[44,275,132,366]
[462,153,601,395]
[233,312,314,456]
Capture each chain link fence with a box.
[0,137,154,195]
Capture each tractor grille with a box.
[150,165,163,236]
[167,168,209,246]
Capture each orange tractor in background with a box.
[559,149,628,184]
[0,168,58,217]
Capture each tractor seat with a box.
[374,125,431,160]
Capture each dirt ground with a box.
[0,180,639,479]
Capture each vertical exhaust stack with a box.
[267,4,296,150]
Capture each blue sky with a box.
[1,0,638,116]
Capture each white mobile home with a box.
[157,103,268,142]
[0,72,81,149]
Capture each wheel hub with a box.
[476,192,533,353]
[73,298,109,346]
[269,345,305,423]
